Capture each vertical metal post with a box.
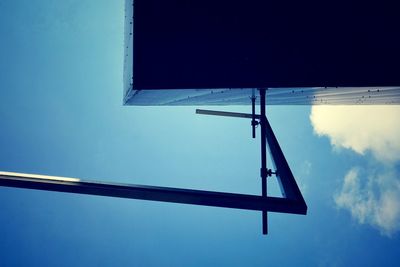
[251,96,257,138]
[259,88,268,235]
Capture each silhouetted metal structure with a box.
[119,0,399,231]
[196,89,307,234]
[0,89,308,235]
[2,0,400,235]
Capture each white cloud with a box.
[335,167,400,236]
[310,105,400,162]
[310,105,400,235]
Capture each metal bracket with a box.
[196,88,307,235]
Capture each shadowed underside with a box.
[124,87,400,106]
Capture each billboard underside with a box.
[124,0,400,105]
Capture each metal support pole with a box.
[251,96,257,138]
[259,88,268,235]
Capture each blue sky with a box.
[1,0,400,266]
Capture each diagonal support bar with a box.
[264,119,306,203]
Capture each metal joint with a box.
[260,168,269,178]
[267,169,277,177]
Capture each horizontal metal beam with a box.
[196,109,261,119]
[0,171,306,215]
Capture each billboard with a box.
[124,0,400,105]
